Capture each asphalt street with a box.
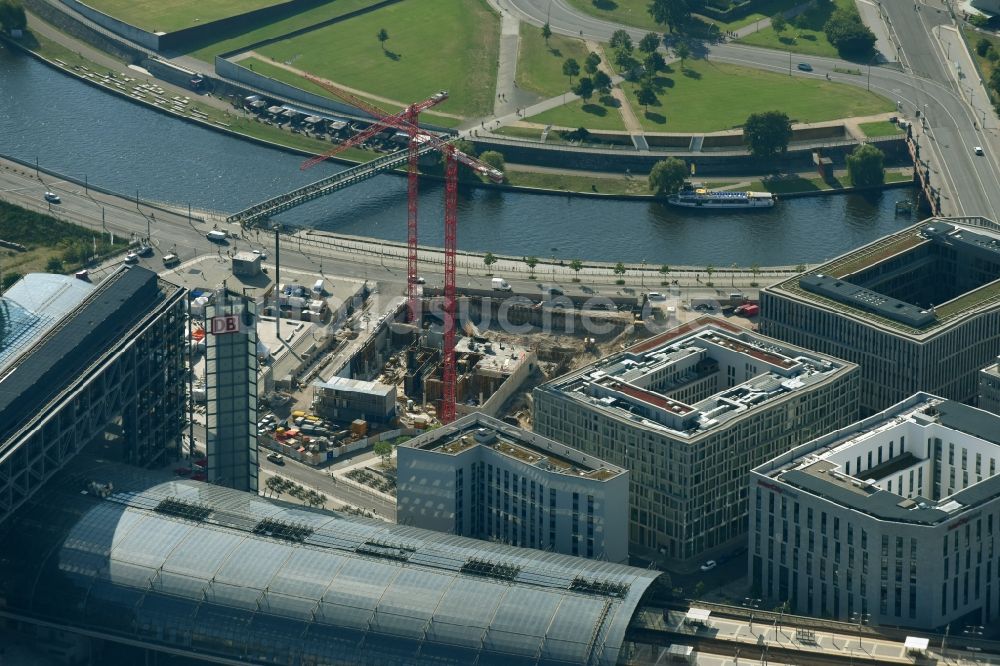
[503,0,1000,220]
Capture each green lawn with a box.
[620,61,892,132]
[517,23,590,98]
[858,121,901,137]
[965,27,1000,102]
[183,0,382,61]
[240,57,462,126]
[736,0,855,59]
[493,125,544,141]
[561,0,803,33]
[86,0,285,33]
[529,98,628,131]
[253,0,499,118]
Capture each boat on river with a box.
[667,186,776,209]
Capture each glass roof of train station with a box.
[0,463,659,666]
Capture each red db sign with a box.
[210,314,241,335]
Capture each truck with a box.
[206,230,227,243]
[491,277,512,292]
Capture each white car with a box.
[974,146,984,156]
[44,191,61,204]
[414,276,426,284]
[124,252,139,264]
[700,560,717,572]
[252,249,268,260]
[647,292,667,302]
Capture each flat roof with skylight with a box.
[541,317,853,440]
[769,217,1000,338]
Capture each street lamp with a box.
[551,247,557,283]
[641,260,646,288]
[850,612,871,649]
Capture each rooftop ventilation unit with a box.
[473,428,497,444]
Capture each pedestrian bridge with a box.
[226,145,435,227]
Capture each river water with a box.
[0,43,919,265]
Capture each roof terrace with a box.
[410,413,625,482]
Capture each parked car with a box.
[797,62,813,72]
[252,249,268,260]
[700,560,717,572]
[44,191,61,204]
[124,252,139,264]
[266,452,284,465]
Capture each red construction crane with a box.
[299,74,502,424]
[300,79,448,326]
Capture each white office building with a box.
[750,393,1000,629]
[533,317,859,568]
[397,412,629,562]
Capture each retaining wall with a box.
[23,0,146,62]
[57,0,160,51]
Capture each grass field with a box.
[239,57,462,127]
[619,60,892,132]
[858,121,902,137]
[517,23,591,98]
[529,97,628,131]
[0,200,128,285]
[253,0,499,118]
[86,0,284,33]
[561,0,803,33]
[493,125,544,141]
[183,0,382,61]
[736,0,853,59]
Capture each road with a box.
[501,0,1000,221]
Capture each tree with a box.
[976,38,993,58]
[570,258,584,280]
[613,262,627,283]
[45,257,63,272]
[658,264,670,284]
[442,138,475,168]
[743,110,792,159]
[541,22,552,45]
[563,57,580,84]
[674,42,690,69]
[636,82,658,112]
[585,51,602,75]
[264,476,282,498]
[373,441,393,467]
[479,150,505,174]
[644,51,665,76]
[771,13,787,34]
[750,263,761,286]
[648,0,689,33]
[824,9,876,57]
[0,0,26,32]
[574,76,595,101]
[525,255,539,277]
[639,31,661,54]
[377,28,389,51]
[483,252,498,273]
[846,143,885,187]
[610,29,633,52]
[705,265,715,285]
[593,70,612,93]
[648,158,687,196]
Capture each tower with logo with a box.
[205,287,258,492]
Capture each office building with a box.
[0,459,661,666]
[750,394,1000,629]
[533,317,859,567]
[761,218,1000,414]
[0,267,186,525]
[979,358,1000,415]
[205,288,259,493]
[397,412,629,562]
[312,376,397,425]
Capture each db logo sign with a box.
[210,314,241,335]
